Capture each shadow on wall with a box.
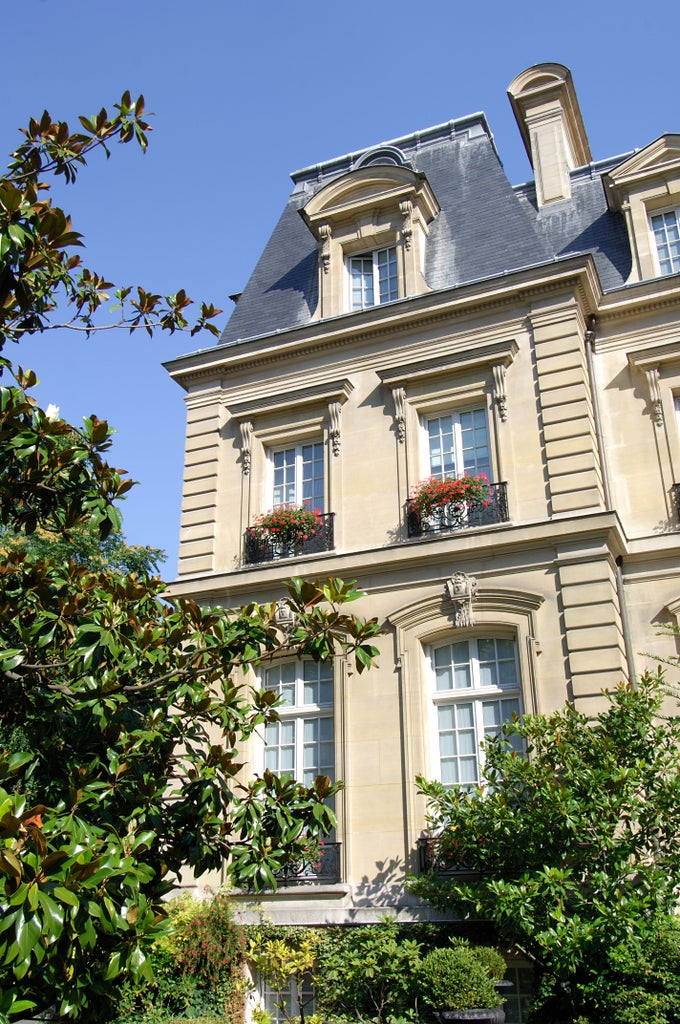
[353,857,404,907]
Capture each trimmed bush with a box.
[418,947,501,1011]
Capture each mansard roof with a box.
[219,112,632,346]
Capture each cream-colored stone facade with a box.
[165,65,680,926]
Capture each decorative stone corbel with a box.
[492,362,508,422]
[392,386,406,443]
[328,401,342,456]
[445,571,478,628]
[318,223,332,275]
[645,367,664,427]
[399,200,413,250]
[239,420,253,475]
[274,598,296,634]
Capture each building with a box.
[164,63,680,943]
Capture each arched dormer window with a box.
[301,165,440,319]
[353,145,411,169]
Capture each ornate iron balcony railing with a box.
[417,834,469,876]
[406,482,509,538]
[673,484,680,521]
[244,512,334,564]
[274,841,342,886]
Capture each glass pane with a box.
[456,703,474,729]
[459,757,478,784]
[438,704,455,731]
[439,732,457,757]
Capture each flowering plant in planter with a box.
[251,504,324,540]
[409,474,491,517]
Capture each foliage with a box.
[411,673,680,1016]
[0,521,165,575]
[0,96,381,1020]
[114,893,246,1024]
[408,475,490,516]
[248,927,320,1024]
[313,919,424,1024]
[250,506,325,541]
[418,945,501,1011]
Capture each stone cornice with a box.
[163,255,601,391]
[167,509,626,605]
[378,339,518,389]
[227,378,354,419]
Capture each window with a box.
[426,408,491,480]
[272,442,324,512]
[503,966,534,1023]
[264,662,334,787]
[259,974,315,1024]
[348,246,398,310]
[431,637,521,787]
[651,208,680,276]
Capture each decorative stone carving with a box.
[392,386,406,443]
[645,367,664,426]
[274,599,296,633]
[318,223,332,275]
[445,571,479,627]
[400,199,413,250]
[329,401,342,456]
[239,420,253,475]
[492,362,508,422]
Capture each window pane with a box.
[301,443,324,513]
[273,448,297,507]
[350,256,374,309]
[652,210,680,276]
[377,246,398,303]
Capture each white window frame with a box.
[422,406,492,481]
[258,972,316,1024]
[649,206,680,277]
[263,661,335,789]
[429,636,522,788]
[269,441,325,513]
[347,245,399,310]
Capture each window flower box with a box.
[406,477,508,538]
[244,506,334,564]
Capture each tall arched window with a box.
[429,636,522,787]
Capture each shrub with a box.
[112,892,246,1023]
[314,920,424,1024]
[418,946,501,1011]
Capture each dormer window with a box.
[301,163,439,319]
[604,134,680,284]
[650,208,680,276]
[349,246,398,309]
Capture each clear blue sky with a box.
[5,0,678,575]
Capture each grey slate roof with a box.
[219,117,633,346]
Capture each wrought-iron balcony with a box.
[244,513,334,564]
[273,840,342,886]
[406,482,509,538]
[417,834,472,877]
[673,484,680,521]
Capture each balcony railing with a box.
[673,484,680,521]
[406,482,509,538]
[417,834,473,877]
[244,513,335,564]
[273,841,342,886]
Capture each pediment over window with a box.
[604,135,680,210]
[602,135,680,283]
[302,165,439,230]
[300,166,440,319]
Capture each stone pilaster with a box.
[177,390,221,576]
[530,298,604,515]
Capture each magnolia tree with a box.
[411,673,680,1022]
[0,97,380,1020]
